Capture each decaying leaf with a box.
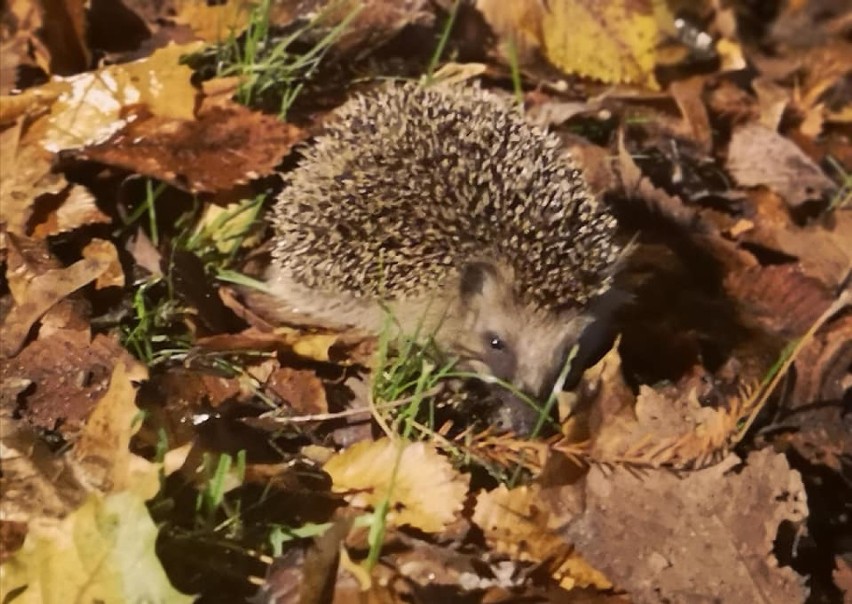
[266,366,328,416]
[563,449,809,603]
[0,118,67,236]
[170,0,260,43]
[0,236,117,357]
[323,438,469,533]
[82,237,124,290]
[0,491,192,604]
[727,122,836,207]
[74,103,304,194]
[73,361,157,497]
[724,264,836,337]
[36,0,90,76]
[41,41,202,152]
[473,483,612,590]
[28,185,110,239]
[0,331,140,432]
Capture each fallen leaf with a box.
[29,185,110,239]
[36,0,90,75]
[669,76,712,152]
[266,367,328,416]
[727,122,836,207]
[0,331,140,432]
[724,264,836,338]
[323,438,469,533]
[74,104,304,193]
[0,235,115,357]
[834,557,852,599]
[0,491,193,604]
[73,361,157,497]
[171,0,258,43]
[0,118,68,236]
[477,0,673,88]
[0,0,45,95]
[82,238,124,290]
[473,483,612,590]
[563,449,809,603]
[42,41,203,152]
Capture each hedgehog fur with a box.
[267,82,622,429]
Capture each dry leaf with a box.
[74,104,304,194]
[0,491,192,604]
[834,557,852,599]
[473,483,612,590]
[0,236,115,357]
[0,331,140,431]
[36,0,90,75]
[323,438,469,533]
[669,76,711,152]
[266,367,328,416]
[82,238,124,290]
[73,361,157,497]
[29,185,110,239]
[0,118,68,236]
[477,0,673,88]
[724,264,836,338]
[727,122,836,207]
[41,41,203,152]
[563,449,809,603]
[171,0,258,43]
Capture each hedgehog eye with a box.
[485,333,506,352]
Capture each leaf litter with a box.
[0,0,850,602]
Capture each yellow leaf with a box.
[543,0,668,88]
[324,438,469,533]
[171,0,257,43]
[73,361,158,499]
[0,491,192,604]
[477,0,674,88]
[473,484,612,590]
[291,333,341,363]
[42,42,203,152]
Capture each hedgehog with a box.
[266,82,622,432]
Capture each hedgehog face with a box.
[450,262,591,406]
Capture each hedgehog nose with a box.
[492,387,550,436]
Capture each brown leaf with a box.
[0,236,115,357]
[764,210,852,289]
[669,76,712,153]
[82,238,124,290]
[75,104,304,194]
[473,483,612,590]
[36,0,90,75]
[0,331,140,431]
[563,449,809,603]
[724,264,836,338]
[29,185,110,239]
[320,0,435,52]
[790,313,852,406]
[266,367,328,416]
[617,130,755,273]
[0,118,68,236]
[73,361,157,496]
[727,122,836,208]
[0,0,45,95]
[834,557,852,599]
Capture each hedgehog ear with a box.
[459,262,501,303]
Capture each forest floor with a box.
[0,1,850,602]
